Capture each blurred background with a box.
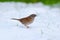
[0,0,60,5]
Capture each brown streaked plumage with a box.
[11,14,36,28]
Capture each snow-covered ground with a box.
[0,2,60,40]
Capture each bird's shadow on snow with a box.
[15,24,24,28]
[14,24,40,29]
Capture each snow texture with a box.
[0,2,60,40]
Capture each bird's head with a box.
[30,14,37,18]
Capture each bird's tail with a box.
[11,18,19,20]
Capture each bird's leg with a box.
[26,26,29,28]
[24,25,29,28]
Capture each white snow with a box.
[0,2,60,40]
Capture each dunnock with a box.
[12,14,36,28]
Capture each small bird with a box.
[11,14,36,28]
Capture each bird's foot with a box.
[26,26,29,28]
